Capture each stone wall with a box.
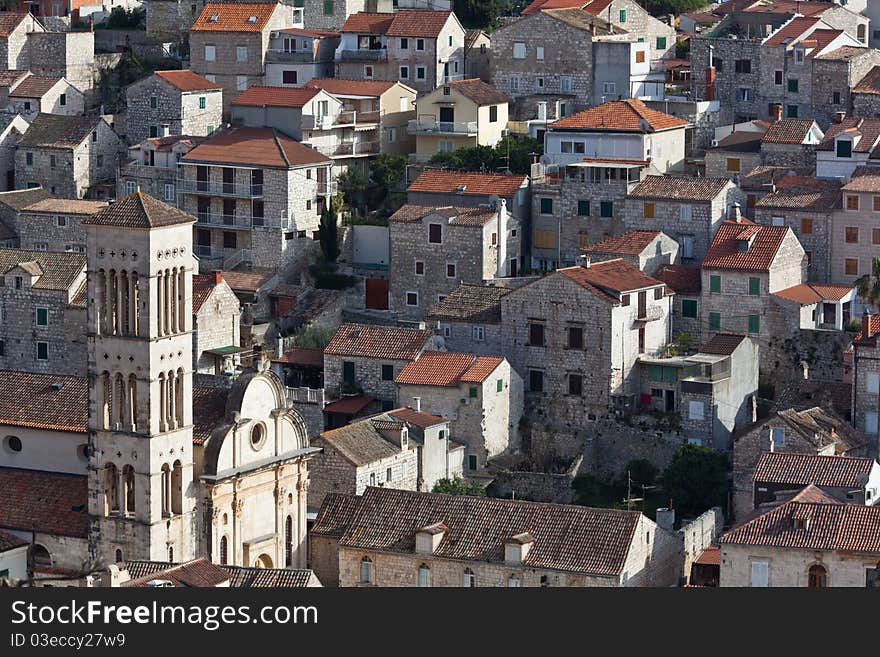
[753,208,832,283]
[16,210,91,252]
[324,353,414,403]
[760,142,816,170]
[126,75,222,145]
[28,31,96,100]
[193,279,240,374]
[147,0,204,44]
[486,455,582,503]
[680,507,723,583]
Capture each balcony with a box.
[307,141,379,158]
[338,48,387,61]
[194,212,268,229]
[178,179,265,198]
[317,179,338,196]
[265,49,317,64]
[408,118,478,136]
[634,305,665,323]
[302,110,381,131]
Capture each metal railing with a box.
[338,49,386,61]
[302,110,381,131]
[306,141,379,157]
[178,179,264,198]
[194,211,267,228]
[407,118,478,135]
[265,49,317,63]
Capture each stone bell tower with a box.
[84,193,197,566]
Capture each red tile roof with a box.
[522,0,586,13]
[272,347,324,368]
[560,259,665,298]
[191,2,278,32]
[386,10,454,37]
[0,371,87,433]
[761,119,817,144]
[700,332,746,355]
[323,395,376,415]
[754,451,874,488]
[0,467,88,537]
[220,270,273,293]
[842,166,880,192]
[654,265,701,294]
[818,118,880,154]
[772,282,853,305]
[83,192,196,230]
[155,70,221,92]
[305,78,401,97]
[314,419,400,466]
[232,85,320,108]
[396,351,504,387]
[444,78,508,105]
[408,169,526,197]
[387,406,447,428]
[339,12,395,33]
[693,546,720,566]
[9,75,62,99]
[0,12,29,37]
[702,220,790,271]
[312,493,362,537]
[191,273,219,313]
[854,66,880,95]
[762,16,821,47]
[181,127,330,168]
[0,527,27,552]
[324,323,433,360]
[390,204,497,226]
[582,230,662,256]
[754,175,841,211]
[550,99,687,132]
[630,175,732,201]
[123,558,232,587]
[803,29,844,57]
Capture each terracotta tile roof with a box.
[181,126,330,168]
[192,385,229,445]
[18,114,103,149]
[122,559,317,587]
[224,565,316,587]
[0,12,29,36]
[699,332,745,355]
[542,7,623,32]
[155,70,221,92]
[396,351,504,387]
[721,499,880,552]
[0,527,27,552]
[339,12,394,33]
[314,419,401,467]
[800,28,841,57]
[550,99,687,132]
[762,16,821,47]
[713,131,763,152]
[841,166,880,192]
[815,45,866,61]
[305,78,400,97]
[311,493,362,537]
[141,134,208,152]
[754,175,841,211]
[738,165,811,191]
[817,118,880,154]
[629,175,730,201]
[654,265,701,294]
[389,204,497,226]
[323,395,376,415]
[521,0,586,13]
[335,486,643,577]
[773,407,865,454]
[191,273,218,313]
[272,347,324,367]
[0,467,88,537]
[753,451,874,488]
[232,85,320,108]
[761,119,817,144]
[325,323,433,360]
[582,230,662,256]
[124,558,231,587]
[426,283,511,323]
[772,282,853,305]
[387,406,447,428]
[386,10,453,37]
[9,75,61,99]
[408,169,526,197]
[444,78,508,106]
[22,198,108,215]
[220,269,273,293]
[0,188,51,212]
[702,220,789,271]
[0,248,84,292]
[561,259,665,298]
[192,2,278,32]
[278,27,340,38]
[854,66,880,94]
[693,546,720,566]
[854,313,880,343]
[82,192,196,229]
[0,371,87,432]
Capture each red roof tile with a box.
[191,273,218,313]
[630,175,732,201]
[390,204,497,226]
[323,395,376,415]
[550,99,687,132]
[387,406,448,428]
[754,451,874,488]
[0,371,87,433]
[694,546,720,566]
[522,0,587,13]
[582,230,662,256]
[181,127,330,168]
[818,118,880,154]
[325,323,433,360]
[0,467,88,537]
[220,270,273,293]
[155,70,221,92]
[702,220,790,271]
[408,169,526,197]
[854,66,880,95]
[8,75,62,99]
[761,118,817,144]
[192,2,278,32]
[773,282,853,305]
[560,259,665,297]
[396,351,504,387]
[386,10,454,37]
[700,332,745,355]
[232,85,320,108]
[304,78,401,97]
[272,347,324,367]
[339,12,395,33]
[0,12,29,37]
[762,16,821,47]
[0,527,27,552]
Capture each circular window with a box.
[4,435,22,453]
[250,423,266,450]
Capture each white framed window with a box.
[536,46,544,60]
[360,557,373,584]
[770,427,785,450]
[33,242,47,251]
[364,65,373,79]
[406,291,419,306]
[399,65,409,79]
[513,42,525,59]
[750,561,769,587]
[688,400,704,420]
[463,569,476,587]
[603,81,616,95]
[416,66,425,80]
[236,75,247,91]
[868,372,880,393]
[438,139,454,153]
[737,88,753,102]
[441,324,451,338]
[794,48,804,64]
[507,575,520,587]
[681,236,694,259]
[472,326,484,341]
[535,77,544,91]
[510,75,520,91]
[679,204,692,220]
[446,262,457,278]
[164,184,175,201]
[125,180,137,195]
[54,215,66,227]
[417,564,430,587]
[561,77,571,93]
[36,341,48,361]
[236,46,247,61]
[866,411,878,434]
[35,306,49,326]
[204,44,216,61]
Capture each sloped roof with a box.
[841,166,880,192]
[387,406,447,428]
[82,192,196,229]
[232,85,320,108]
[818,118,880,155]
[443,78,508,105]
[304,77,401,97]
[772,282,853,305]
[0,247,84,291]
[0,70,28,87]
[761,119,817,144]
[311,493,362,538]
[396,351,504,387]
[389,204,497,226]
[0,12,30,37]
[192,385,229,445]
[754,451,874,488]
[0,370,87,432]
[9,75,61,99]
[560,259,665,298]
[762,16,821,47]
[408,169,526,197]
[853,65,880,95]
[18,113,102,149]
[0,187,50,210]
[582,230,662,256]
[0,467,88,537]
[191,273,218,313]
[754,175,841,211]
[155,70,221,92]
[313,419,401,467]
[550,99,687,132]
[654,264,701,294]
[699,332,746,355]
[180,127,330,168]
[426,283,511,323]
[124,558,231,587]
[386,10,453,37]
[629,176,731,201]
[191,2,278,32]
[324,323,432,360]
[0,528,27,552]
[702,220,790,271]
[21,198,108,215]
[773,407,865,454]
[122,559,317,587]
[339,12,395,33]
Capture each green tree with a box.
[661,444,728,518]
[855,257,880,310]
[318,204,339,263]
[617,459,658,490]
[453,0,503,29]
[369,153,408,208]
[336,167,369,214]
[292,323,336,349]
[427,135,542,175]
[432,477,485,496]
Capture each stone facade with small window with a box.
[829,173,880,285]
[14,198,107,254]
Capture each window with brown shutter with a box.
[873,228,880,245]
[845,258,858,275]
[847,195,859,210]
[726,157,741,172]
[643,202,655,218]
[846,226,859,243]
[528,322,545,346]
[800,218,813,234]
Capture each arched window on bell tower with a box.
[105,463,119,515]
[122,464,135,515]
[171,460,183,515]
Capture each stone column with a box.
[159,376,167,432]
[156,272,164,337]
[170,268,178,334]
[129,274,138,336]
[296,466,308,568]
[117,469,125,517]
[164,270,172,336]
[168,372,176,430]
[178,268,186,332]
[233,494,244,566]
[115,271,124,336]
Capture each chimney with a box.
[729,201,743,222]
[655,507,675,531]
[771,103,783,123]
[835,111,846,124]
[213,271,223,285]
[731,122,736,133]
[413,396,421,412]
[496,197,508,278]
[705,65,716,102]
[863,309,872,339]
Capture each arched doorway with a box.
[808,564,827,588]
[254,554,273,569]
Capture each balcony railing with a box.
[178,179,265,198]
[302,110,381,131]
[317,179,338,196]
[265,49,317,63]
[407,119,478,135]
[307,141,380,158]
[195,212,268,228]
[635,306,664,322]
[338,48,387,61]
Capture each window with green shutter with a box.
[786,104,798,118]
[35,307,48,326]
[748,315,760,334]
[540,197,553,214]
[787,78,798,92]
[577,200,590,216]
[649,365,663,381]
[749,277,760,295]
[323,0,333,14]
[199,96,206,109]
[294,0,304,6]
[663,366,677,382]
[36,342,48,360]
[469,387,478,398]
[26,152,32,166]
[656,36,667,49]
[497,378,503,393]
[600,201,613,217]
[150,96,157,109]
[343,361,355,384]
[682,299,697,318]
[619,9,626,22]
[710,275,721,293]
[709,312,721,330]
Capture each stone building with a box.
[0,12,43,71]
[15,114,124,199]
[816,116,880,180]
[110,557,321,587]
[26,30,96,104]
[654,264,701,340]
[301,0,391,32]
[178,126,333,272]
[335,10,465,95]
[322,322,441,406]
[704,131,763,180]
[408,78,509,162]
[0,186,48,237]
[811,46,880,127]
[189,2,300,117]
[852,65,880,117]
[395,350,523,472]
[850,313,880,438]
[623,175,743,264]
[752,174,842,283]
[192,271,241,374]
[117,134,205,204]
[14,197,108,253]
[700,217,806,347]
[719,494,880,587]
[581,229,679,276]
[426,283,511,355]
[463,29,489,82]
[759,118,823,169]
[265,28,340,88]
[310,486,683,587]
[389,203,509,319]
[146,0,207,44]
[0,248,87,376]
[829,167,880,286]
[501,258,671,423]
[8,75,84,117]
[0,112,29,192]
[125,70,223,146]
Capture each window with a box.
[4,435,22,453]
[399,65,409,79]
[866,411,879,434]
[643,202,655,219]
[656,36,666,50]
[749,277,760,295]
[750,561,769,587]
[734,59,751,74]
[469,386,478,399]
[406,292,418,306]
[54,216,66,227]
[236,76,247,91]
[577,200,590,216]
[748,314,760,334]
[204,44,216,61]
[164,184,174,202]
[510,75,520,91]
[364,66,373,79]
[369,472,376,486]
[198,95,207,110]
[682,299,697,318]
[833,91,841,105]
[416,67,426,80]
[360,557,373,584]
[710,275,721,293]
[619,9,626,21]
[23,101,30,111]
[770,427,785,450]
[568,326,583,349]
[387,468,392,482]
[149,125,158,138]
[709,312,721,330]
[323,0,333,14]
[568,373,583,396]
[808,564,827,588]
[468,454,477,470]
[496,378,503,393]
[446,263,456,278]
[621,294,630,306]
[529,369,544,392]
[36,341,48,361]
[223,231,237,249]
[25,152,32,166]
[774,70,783,85]
[463,568,476,587]
[96,155,103,168]
[726,157,741,173]
[866,568,878,588]
[680,205,692,221]
[634,51,645,64]
[787,104,798,118]
[600,201,613,218]
[508,575,520,587]
[149,95,157,109]
[688,400,704,420]
[846,226,859,243]
[472,326,485,341]
[416,38,424,51]
[847,194,859,210]
[417,564,430,587]
[236,46,247,61]
[381,364,394,381]
[540,198,553,214]
[535,45,545,60]
[342,361,355,384]
[429,223,442,243]
[801,218,813,234]
[415,260,424,275]
[528,322,544,346]
[489,105,498,123]
[561,77,571,93]
[400,37,408,49]
[35,307,48,326]
[845,258,858,276]
[513,42,525,59]
[126,180,137,195]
